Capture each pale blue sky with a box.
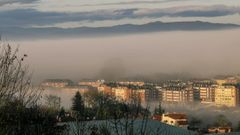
[0,0,240,28]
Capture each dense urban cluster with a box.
[42,75,240,108]
[1,42,240,135]
[41,75,240,134]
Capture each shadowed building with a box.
[192,80,216,104]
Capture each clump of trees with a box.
[69,90,151,135]
[45,94,61,111]
[0,41,67,135]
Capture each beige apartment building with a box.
[111,87,146,103]
[215,86,239,107]
[112,87,131,101]
[41,79,73,88]
[97,84,114,96]
[78,80,104,88]
[161,86,194,103]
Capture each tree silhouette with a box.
[72,91,85,118]
[0,40,67,135]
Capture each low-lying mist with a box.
[13,29,240,83]
[161,103,240,128]
[43,88,240,128]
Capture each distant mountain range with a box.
[1,21,239,40]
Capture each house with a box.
[41,79,74,88]
[208,127,232,133]
[161,113,188,129]
[152,115,162,121]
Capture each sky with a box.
[1,0,240,82]
[0,0,240,29]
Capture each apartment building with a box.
[145,88,160,102]
[192,80,216,103]
[118,81,145,86]
[215,85,239,107]
[112,87,131,101]
[161,86,194,103]
[97,84,114,96]
[78,79,104,88]
[41,79,74,88]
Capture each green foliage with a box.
[84,91,148,120]
[0,101,67,135]
[72,91,85,119]
[154,103,165,115]
[0,42,67,135]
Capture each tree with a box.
[71,92,88,135]
[72,91,85,118]
[109,95,151,135]
[154,102,165,115]
[0,41,67,134]
[58,107,66,121]
[45,94,61,111]
[0,42,41,106]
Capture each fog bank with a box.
[14,29,240,83]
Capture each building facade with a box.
[161,113,188,129]
[161,86,194,103]
[192,80,216,103]
[215,85,239,107]
[41,79,74,88]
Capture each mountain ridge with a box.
[1,21,239,40]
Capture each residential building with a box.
[112,87,131,101]
[145,88,160,102]
[131,89,146,103]
[118,81,145,86]
[161,113,188,129]
[192,80,216,103]
[78,79,104,88]
[161,85,194,103]
[208,127,232,133]
[97,84,114,96]
[214,76,239,85]
[41,79,74,88]
[215,85,239,107]
[111,87,146,103]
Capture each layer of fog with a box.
[161,103,240,128]
[14,29,240,83]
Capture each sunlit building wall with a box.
[215,86,239,107]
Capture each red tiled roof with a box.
[177,121,188,125]
[152,115,162,121]
[165,113,187,119]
